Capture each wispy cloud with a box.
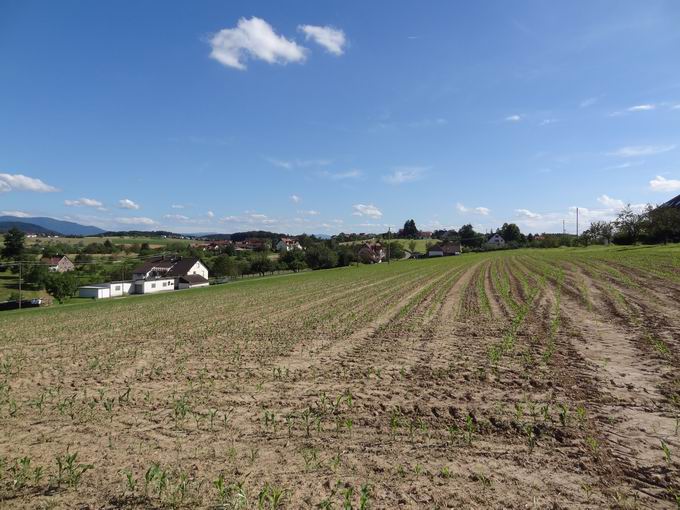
[579,97,598,108]
[0,210,31,217]
[515,208,542,219]
[289,194,301,204]
[116,216,156,226]
[597,194,625,208]
[505,114,522,122]
[298,25,346,55]
[209,17,307,70]
[628,104,655,112]
[320,169,362,180]
[649,175,680,192]
[266,157,331,169]
[298,209,320,216]
[608,144,676,157]
[382,166,426,185]
[0,173,59,192]
[64,197,103,208]
[456,203,490,215]
[171,204,185,209]
[163,214,190,221]
[118,198,140,210]
[352,204,382,219]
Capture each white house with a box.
[133,277,176,295]
[78,281,133,299]
[486,233,506,247]
[132,256,210,288]
[276,238,302,252]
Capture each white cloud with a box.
[0,173,58,192]
[320,169,362,180]
[539,118,558,126]
[515,208,542,219]
[597,194,625,209]
[649,175,680,192]
[628,104,655,112]
[116,217,156,226]
[673,104,680,110]
[290,194,301,204]
[163,214,190,221]
[298,209,320,216]
[64,197,103,208]
[209,17,307,70]
[206,211,215,218]
[267,157,331,169]
[352,204,382,219]
[609,145,676,157]
[171,204,185,209]
[298,25,346,55]
[1,210,31,217]
[505,114,522,122]
[118,198,140,210]
[579,97,598,108]
[456,203,490,215]
[382,166,426,185]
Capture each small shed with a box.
[79,285,111,299]
[177,274,210,289]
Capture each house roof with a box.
[166,257,202,277]
[179,274,209,284]
[131,256,203,277]
[662,193,680,208]
[41,255,70,265]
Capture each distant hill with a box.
[0,216,106,236]
[0,221,59,235]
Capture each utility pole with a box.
[563,220,566,235]
[576,207,579,237]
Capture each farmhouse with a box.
[276,237,302,252]
[486,233,506,247]
[428,241,462,257]
[358,243,385,264]
[131,255,209,288]
[79,255,211,299]
[41,255,75,273]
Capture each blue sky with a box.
[1,1,679,235]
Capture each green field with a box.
[1,245,679,508]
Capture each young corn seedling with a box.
[54,450,93,489]
[359,484,371,510]
[661,440,672,467]
[122,469,137,494]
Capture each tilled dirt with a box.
[0,250,679,509]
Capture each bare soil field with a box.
[1,246,679,509]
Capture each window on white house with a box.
[151,283,156,289]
